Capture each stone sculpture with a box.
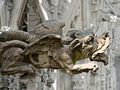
[0,20,110,75]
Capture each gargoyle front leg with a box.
[71,62,98,74]
[60,60,98,74]
[59,51,98,74]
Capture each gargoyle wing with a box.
[21,34,64,67]
[22,34,63,56]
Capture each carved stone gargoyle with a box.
[0,21,110,75]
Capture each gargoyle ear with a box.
[69,39,82,49]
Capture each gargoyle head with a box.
[68,30,110,65]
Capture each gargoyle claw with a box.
[92,64,99,72]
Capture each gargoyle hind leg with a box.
[0,47,36,75]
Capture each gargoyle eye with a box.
[85,36,94,44]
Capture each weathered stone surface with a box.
[0,0,120,90]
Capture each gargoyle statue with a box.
[0,20,110,75]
